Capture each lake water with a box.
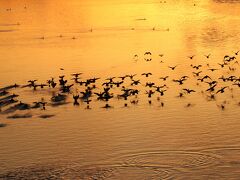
[0,0,240,179]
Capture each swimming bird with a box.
[102,103,112,109]
[217,104,225,111]
[208,68,218,72]
[234,50,239,56]
[185,103,194,108]
[218,63,226,68]
[133,54,138,62]
[204,54,211,59]
[188,55,195,60]
[177,92,185,98]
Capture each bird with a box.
[126,74,137,79]
[206,84,217,92]
[216,87,228,94]
[159,76,169,81]
[144,58,152,62]
[197,75,212,82]
[131,80,141,86]
[168,65,177,70]
[183,89,196,94]
[234,50,239,56]
[208,68,218,72]
[144,51,152,55]
[145,90,155,98]
[192,71,202,77]
[188,55,195,59]
[145,82,155,88]
[204,54,211,59]
[141,72,152,77]
[173,78,187,85]
[192,65,202,70]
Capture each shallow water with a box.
[0,0,240,179]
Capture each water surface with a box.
[0,0,240,179]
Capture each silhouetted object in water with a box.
[160,102,164,107]
[0,98,18,108]
[39,114,55,119]
[102,103,112,109]
[0,90,9,97]
[7,113,32,119]
[177,92,185,98]
[73,95,80,106]
[0,49,239,116]
[0,94,19,102]
[217,104,225,111]
[185,103,194,108]
[0,84,19,92]
[188,55,195,59]
[204,54,211,59]
[144,58,152,62]
[208,68,218,72]
[51,93,66,102]
[0,123,7,128]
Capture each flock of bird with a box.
[0,51,239,121]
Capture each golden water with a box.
[0,0,240,179]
